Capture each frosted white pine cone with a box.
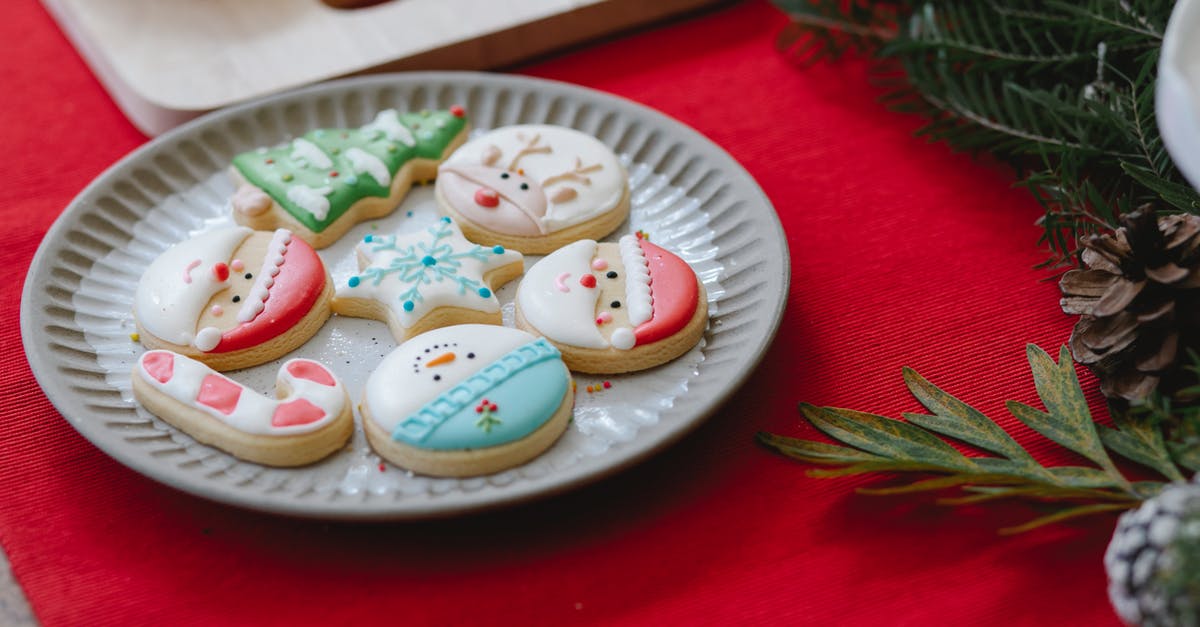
[1105,479,1200,626]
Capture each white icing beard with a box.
[135,227,251,349]
[364,325,535,432]
[517,240,609,349]
[443,125,625,233]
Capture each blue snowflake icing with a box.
[351,220,502,312]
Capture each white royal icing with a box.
[441,125,625,233]
[346,147,392,187]
[517,239,608,349]
[364,325,534,433]
[610,327,636,350]
[337,218,523,331]
[361,109,416,146]
[137,351,345,436]
[286,185,333,221]
[290,138,333,169]
[619,234,653,327]
[135,227,252,348]
[236,229,292,323]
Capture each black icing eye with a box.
[467,352,475,359]
[611,300,621,308]
[232,295,241,303]
[606,271,618,279]
[433,374,441,381]
[425,348,431,353]
[244,273,253,280]
[500,172,510,179]
[520,183,529,190]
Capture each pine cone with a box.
[1059,206,1200,401]
[1106,480,1200,625]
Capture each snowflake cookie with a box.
[230,107,469,249]
[332,217,524,341]
[361,324,573,477]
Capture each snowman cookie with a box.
[231,107,469,249]
[333,217,524,342]
[132,350,353,466]
[516,234,707,373]
[134,227,333,371]
[361,324,573,477]
[435,124,629,254]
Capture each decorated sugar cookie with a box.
[133,227,333,371]
[132,350,353,466]
[435,124,630,254]
[332,217,524,341]
[361,324,573,477]
[231,107,469,248]
[516,234,707,373]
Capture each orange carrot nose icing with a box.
[425,352,456,368]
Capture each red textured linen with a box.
[1,1,1121,625]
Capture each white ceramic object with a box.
[21,72,789,520]
[1158,0,1200,191]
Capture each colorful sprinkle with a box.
[378,463,386,472]
[596,312,613,325]
[603,381,612,389]
[230,259,245,272]
[492,245,505,254]
[364,234,374,243]
[265,158,275,165]
[348,276,361,288]
[282,173,294,182]
[591,258,608,271]
[450,104,465,118]
[478,287,492,298]
[330,171,339,178]
[403,300,415,312]
[130,332,140,342]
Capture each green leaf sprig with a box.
[758,345,1189,533]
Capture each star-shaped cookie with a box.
[333,217,524,341]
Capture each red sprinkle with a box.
[603,381,611,389]
[330,171,339,177]
[475,406,483,413]
[450,104,465,118]
[489,403,498,411]
[265,158,274,164]
[579,274,597,288]
[212,262,229,282]
[378,463,385,472]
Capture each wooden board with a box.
[42,0,723,135]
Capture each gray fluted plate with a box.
[20,72,789,520]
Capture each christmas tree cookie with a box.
[361,324,573,477]
[515,233,707,373]
[332,217,524,342]
[435,124,630,254]
[230,106,469,249]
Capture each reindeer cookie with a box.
[435,124,629,254]
[333,217,524,342]
[132,350,353,466]
[361,324,573,477]
[516,234,707,373]
[230,107,469,249]
[134,227,333,371]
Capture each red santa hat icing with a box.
[518,234,698,351]
[135,227,326,353]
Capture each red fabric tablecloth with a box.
[1,1,1121,624]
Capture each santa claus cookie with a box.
[134,227,333,371]
[435,124,629,254]
[230,106,469,249]
[333,217,523,342]
[516,234,707,374]
[132,350,353,466]
[361,324,573,477]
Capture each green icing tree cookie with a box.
[231,106,468,248]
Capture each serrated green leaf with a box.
[800,404,977,472]
[755,433,889,465]
[1097,424,1184,481]
[902,367,1038,464]
[1018,346,1125,485]
[1047,466,1121,488]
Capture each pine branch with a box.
[757,344,1190,530]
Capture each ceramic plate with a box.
[21,72,789,520]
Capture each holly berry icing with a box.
[232,108,468,234]
[436,125,626,236]
[364,325,569,451]
[518,234,699,351]
[334,217,523,339]
[134,227,327,355]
